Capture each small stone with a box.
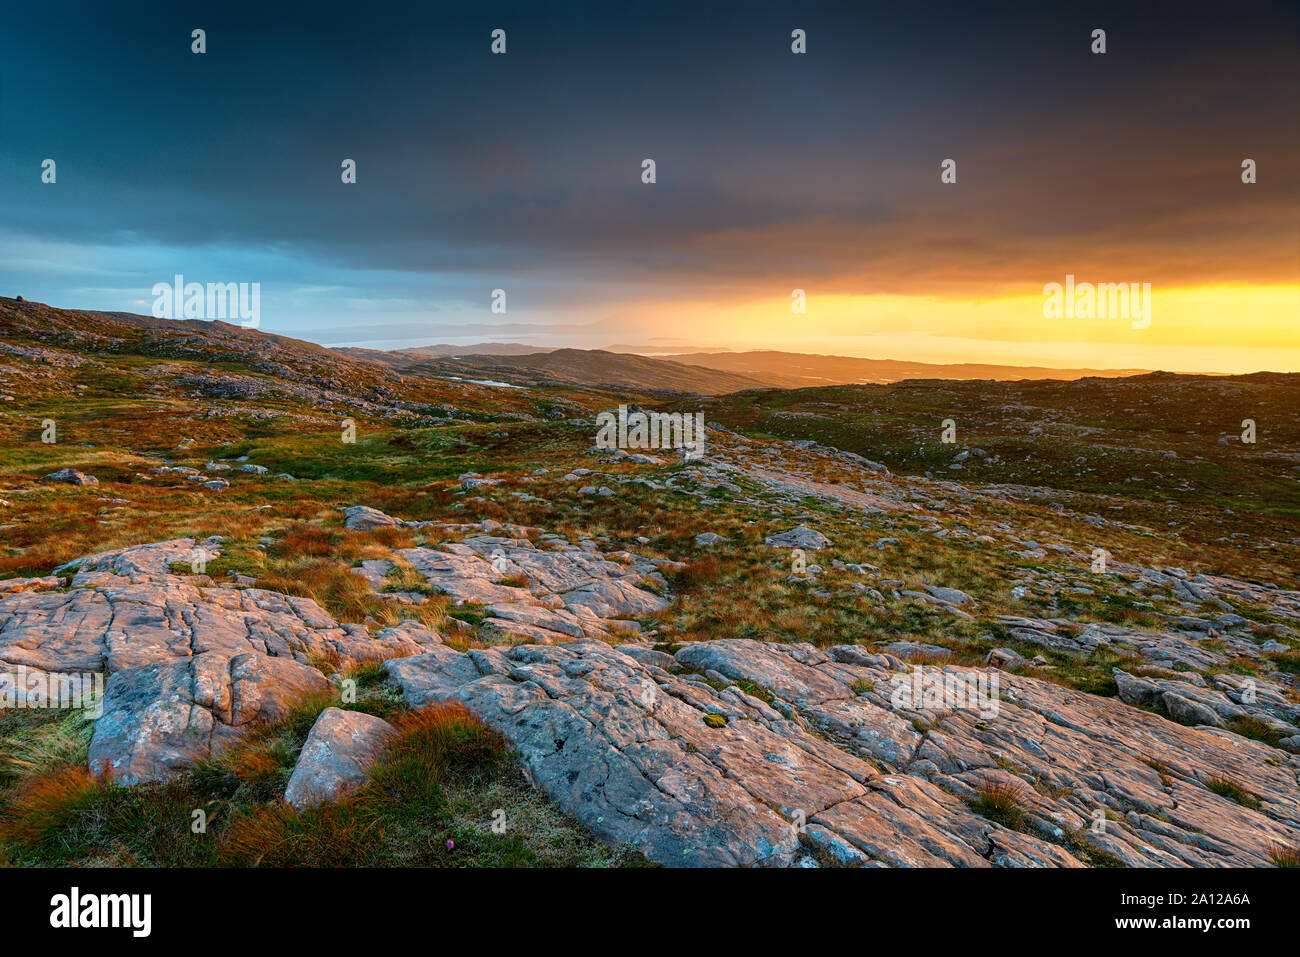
[985,647,1025,668]
[43,468,98,486]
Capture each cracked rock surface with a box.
[5,533,1298,868]
[0,539,434,675]
[385,636,1300,867]
[374,524,672,642]
[89,651,332,785]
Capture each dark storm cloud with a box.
[0,0,1295,330]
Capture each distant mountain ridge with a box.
[344,343,1156,391]
[1,298,1175,397]
[639,350,1153,387]
[392,348,774,395]
[336,343,559,365]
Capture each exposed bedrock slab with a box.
[58,537,224,587]
[284,707,397,809]
[560,579,669,619]
[0,542,437,675]
[995,613,1267,672]
[385,637,1300,868]
[89,651,332,785]
[389,534,669,640]
[1114,669,1299,742]
[0,575,63,598]
[387,640,828,865]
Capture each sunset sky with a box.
[1,1,1296,372]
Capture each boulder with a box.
[284,707,397,809]
[922,584,978,606]
[765,525,831,550]
[985,647,1026,668]
[1161,691,1225,728]
[343,505,400,530]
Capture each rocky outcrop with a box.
[1115,669,1299,745]
[0,540,436,675]
[5,533,1297,867]
[0,540,441,786]
[384,636,1300,867]
[996,614,1266,672]
[372,527,671,642]
[765,525,831,550]
[89,651,332,785]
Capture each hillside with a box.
[663,350,1153,387]
[1,298,1297,870]
[406,347,774,395]
[336,343,559,365]
[346,341,1158,391]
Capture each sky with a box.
[1,0,1297,372]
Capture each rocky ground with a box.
[1,298,1298,867]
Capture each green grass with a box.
[0,696,638,868]
[1227,715,1285,748]
[4,312,1299,869]
[0,705,97,791]
[1204,776,1261,810]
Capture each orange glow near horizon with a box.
[602,284,1300,374]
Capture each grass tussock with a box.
[0,705,96,789]
[0,765,101,849]
[1227,715,1284,748]
[0,696,634,868]
[1268,843,1300,868]
[1204,776,1261,810]
[968,776,1032,830]
[219,703,632,867]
